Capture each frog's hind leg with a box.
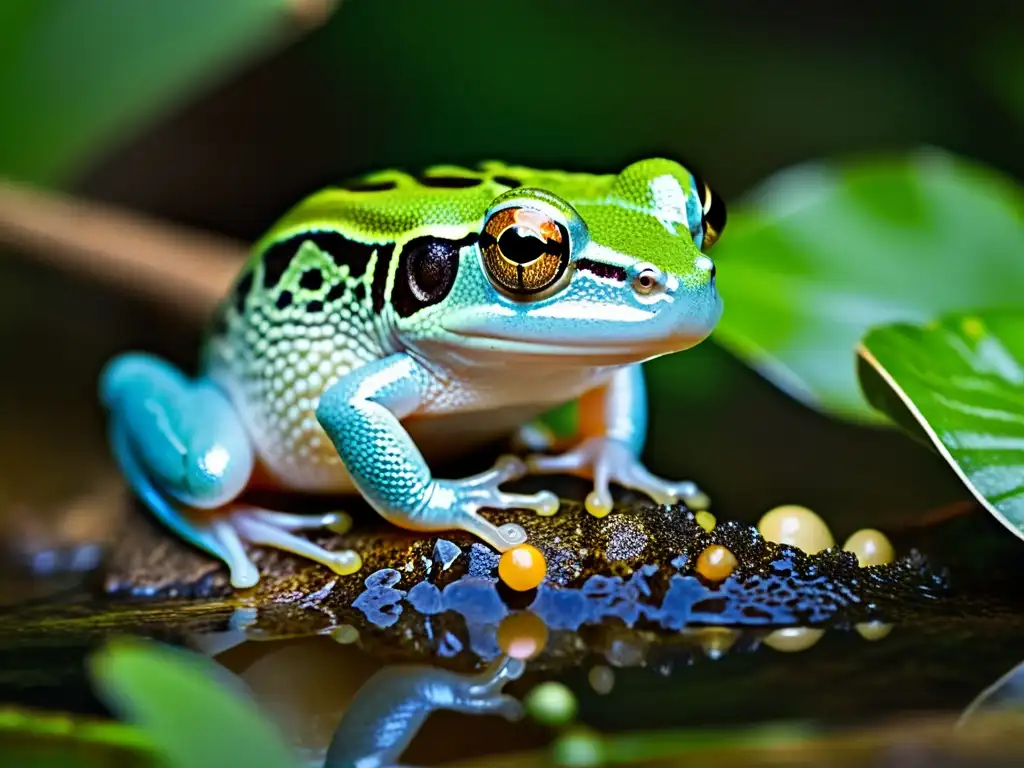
[101,353,359,588]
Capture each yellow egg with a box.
[696,545,738,582]
[498,544,547,591]
[843,529,895,567]
[763,627,825,652]
[497,611,549,660]
[758,505,834,554]
[855,622,893,641]
[695,510,717,532]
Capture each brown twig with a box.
[0,0,345,322]
[0,179,246,321]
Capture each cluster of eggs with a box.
[497,503,895,596]
[692,504,896,652]
[694,504,895,582]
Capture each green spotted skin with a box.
[201,158,720,493]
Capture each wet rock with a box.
[104,497,948,630]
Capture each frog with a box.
[99,158,726,589]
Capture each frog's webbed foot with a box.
[526,436,707,518]
[410,455,560,553]
[454,656,527,719]
[227,507,362,580]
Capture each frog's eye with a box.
[692,175,727,250]
[480,206,570,296]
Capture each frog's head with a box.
[399,158,725,368]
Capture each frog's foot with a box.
[411,456,560,553]
[526,436,707,518]
[227,507,362,580]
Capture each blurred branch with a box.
[0,0,344,186]
[0,179,244,322]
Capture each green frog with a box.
[100,158,726,588]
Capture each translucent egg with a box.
[843,529,894,567]
[758,505,834,554]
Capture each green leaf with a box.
[712,149,1024,423]
[858,310,1024,538]
[88,637,296,768]
[0,0,313,186]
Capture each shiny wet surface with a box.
[3,255,1024,765]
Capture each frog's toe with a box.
[621,461,708,508]
[245,509,353,535]
[460,454,528,488]
[415,456,563,552]
[526,436,709,516]
[230,508,362,577]
[205,519,260,588]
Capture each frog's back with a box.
[201,163,614,491]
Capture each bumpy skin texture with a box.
[101,159,724,588]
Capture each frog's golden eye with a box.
[480,206,570,295]
[692,175,727,250]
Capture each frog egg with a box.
[695,510,717,532]
[497,611,549,660]
[587,665,615,695]
[843,529,894,567]
[763,627,825,652]
[696,544,738,582]
[498,544,547,591]
[758,504,834,554]
[525,681,578,726]
[855,622,893,641]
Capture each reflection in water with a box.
[353,553,901,649]
[184,591,904,765]
[192,618,530,767]
[763,626,825,653]
[324,655,524,768]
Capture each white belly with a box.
[207,335,614,494]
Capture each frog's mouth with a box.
[436,297,718,365]
[436,328,710,367]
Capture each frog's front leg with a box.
[525,364,706,517]
[101,353,360,588]
[316,354,558,553]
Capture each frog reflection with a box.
[324,655,525,768]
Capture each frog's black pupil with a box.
[498,226,549,264]
[704,188,727,236]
